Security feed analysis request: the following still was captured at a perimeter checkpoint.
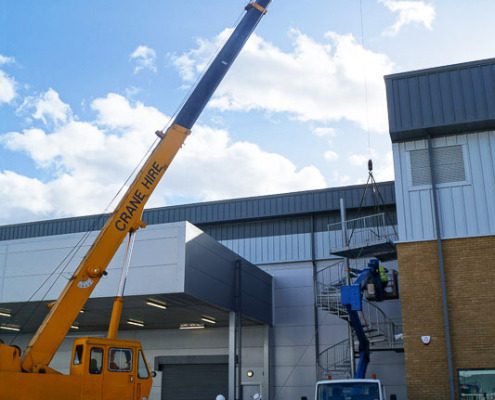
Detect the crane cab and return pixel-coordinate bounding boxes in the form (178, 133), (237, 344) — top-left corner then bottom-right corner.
(70, 337), (153, 400)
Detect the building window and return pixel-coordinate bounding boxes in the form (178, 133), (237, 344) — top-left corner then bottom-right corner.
(108, 348), (133, 372)
(409, 145), (466, 187)
(458, 369), (495, 398)
(89, 348), (103, 375)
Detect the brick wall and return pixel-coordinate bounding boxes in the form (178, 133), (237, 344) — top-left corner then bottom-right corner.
(397, 236), (495, 399)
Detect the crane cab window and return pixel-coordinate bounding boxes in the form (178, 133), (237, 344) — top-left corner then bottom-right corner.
(89, 348), (103, 374)
(137, 350), (149, 379)
(108, 348), (132, 372)
(73, 345), (84, 365)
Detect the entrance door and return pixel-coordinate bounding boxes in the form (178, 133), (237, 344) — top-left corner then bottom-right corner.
(82, 346), (104, 400)
(103, 347), (135, 400)
(161, 363), (228, 400)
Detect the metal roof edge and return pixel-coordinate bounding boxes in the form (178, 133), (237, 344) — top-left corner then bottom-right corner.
(390, 122), (495, 143)
(384, 57), (495, 81)
(0, 181), (396, 241)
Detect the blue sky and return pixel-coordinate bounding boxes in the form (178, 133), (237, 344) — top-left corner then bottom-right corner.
(0, 0), (494, 224)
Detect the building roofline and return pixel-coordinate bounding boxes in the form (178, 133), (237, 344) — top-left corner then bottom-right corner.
(384, 57), (495, 81)
(0, 181), (396, 241)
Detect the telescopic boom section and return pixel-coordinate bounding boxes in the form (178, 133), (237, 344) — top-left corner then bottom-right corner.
(20, 0), (271, 373)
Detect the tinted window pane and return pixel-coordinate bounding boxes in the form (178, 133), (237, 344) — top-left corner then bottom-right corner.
(73, 345), (83, 365)
(317, 382), (380, 400)
(89, 348), (103, 374)
(108, 348), (133, 372)
(459, 369), (495, 398)
(138, 350), (150, 379)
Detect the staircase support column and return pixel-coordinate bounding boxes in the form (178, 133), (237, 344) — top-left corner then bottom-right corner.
(340, 198), (355, 377)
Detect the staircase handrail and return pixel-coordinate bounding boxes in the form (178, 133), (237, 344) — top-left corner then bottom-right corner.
(318, 338), (352, 378)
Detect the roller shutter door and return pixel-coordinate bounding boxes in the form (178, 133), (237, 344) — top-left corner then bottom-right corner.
(161, 363), (228, 400)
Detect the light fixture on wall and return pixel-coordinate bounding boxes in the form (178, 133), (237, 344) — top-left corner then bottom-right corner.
(179, 323), (205, 330)
(0, 324), (20, 332)
(200, 316), (216, 324)
(0, 309), (11, 318)
(247, 370), (255, 378)
(146, 299), (168, 310)
(127, 319), (145, 327)
(71, 324), (80, 330)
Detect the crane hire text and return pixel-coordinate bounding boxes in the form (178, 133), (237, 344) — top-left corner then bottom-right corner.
(114, 161), (164, 231)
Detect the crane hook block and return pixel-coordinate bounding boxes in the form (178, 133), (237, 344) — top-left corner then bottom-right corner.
(368, 159), (373, 172)
(245, 2), (268, 14)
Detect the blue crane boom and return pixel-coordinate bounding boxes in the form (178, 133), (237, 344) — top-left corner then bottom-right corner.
(340, 259), (386, 379)
(175, 0), (271, 129)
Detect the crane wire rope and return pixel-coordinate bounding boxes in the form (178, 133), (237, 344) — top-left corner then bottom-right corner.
(8, 6), (248, 344)
(359, 0), (372, 156)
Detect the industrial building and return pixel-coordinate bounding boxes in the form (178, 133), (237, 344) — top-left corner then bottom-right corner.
(385, 57), (495, 399)
(0, 182), (404, 399)
(0, 56), (494, 400)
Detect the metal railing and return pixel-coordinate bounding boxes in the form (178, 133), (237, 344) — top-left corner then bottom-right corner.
(360, 301), (403, 349)
(315, 261), (348, 319)
(328, 212), (398, 252)
(318, 339), (352, 379)
(315, 262), (403, 376)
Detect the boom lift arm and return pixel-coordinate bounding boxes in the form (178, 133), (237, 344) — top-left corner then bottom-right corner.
(19, 0), (272, 374)
(340, 260), (386, 379)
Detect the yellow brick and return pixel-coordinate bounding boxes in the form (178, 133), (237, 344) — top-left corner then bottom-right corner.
(397, 236), (495, 399)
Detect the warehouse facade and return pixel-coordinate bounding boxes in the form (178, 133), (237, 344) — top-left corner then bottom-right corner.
(386, 57), (495, 399)
(0, 182), (405, 399)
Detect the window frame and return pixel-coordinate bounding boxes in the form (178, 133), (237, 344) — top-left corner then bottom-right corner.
(407, 143), (471, 191)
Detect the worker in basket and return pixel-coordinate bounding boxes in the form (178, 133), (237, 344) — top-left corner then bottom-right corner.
(368, 259), (388, 301)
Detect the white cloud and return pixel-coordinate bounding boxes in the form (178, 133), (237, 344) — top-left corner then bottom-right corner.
(347, 149), (394, 182)
(172, 29), (395, 133)
(0, 54), (16, 104)
(0, 91), (326, 224)
(0, 55), (14, 65)
(18, 88), (71, 125)
(380, 0), (436, 36)
(130, 45), (157, 74)
(313, 127), (336, 139)
(324, 150), (339, 162)
(330, 171), (352, 187)
(349, 152), (370, 167)
(162, 126), (326, 201)
(0, 70), (16, 104)
(0, 171), (52, 222)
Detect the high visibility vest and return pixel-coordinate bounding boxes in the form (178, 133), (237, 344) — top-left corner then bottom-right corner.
(379, 265), (388, 284)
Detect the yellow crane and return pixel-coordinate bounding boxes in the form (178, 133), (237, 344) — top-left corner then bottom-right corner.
(0, 2), (271, 399)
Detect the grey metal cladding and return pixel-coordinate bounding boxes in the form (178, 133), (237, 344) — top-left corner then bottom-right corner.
(0, 182), (395, 241)
(184, 229), (272, 325)
(385, 57), (495, 142)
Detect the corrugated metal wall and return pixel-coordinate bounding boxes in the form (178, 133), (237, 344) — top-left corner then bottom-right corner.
(0, 183), (396, 242)
(203, 209), (397, 264)
(393, 131), (495, 242)
(385, 58), (495, 142)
